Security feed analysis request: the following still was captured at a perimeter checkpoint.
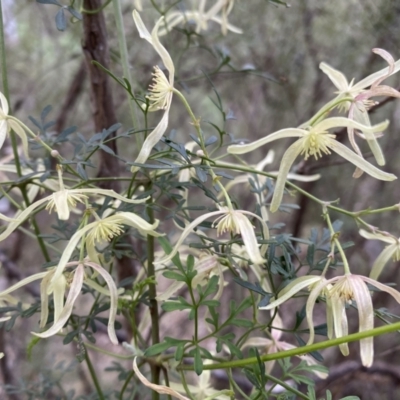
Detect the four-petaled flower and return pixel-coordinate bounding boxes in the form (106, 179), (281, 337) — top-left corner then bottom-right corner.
(228, 117), (396, 212)
(131, 11), (175, 172)
(155, 206), (269, 267)
(359, 229), (400, 280)
(320, 49), (400, 175)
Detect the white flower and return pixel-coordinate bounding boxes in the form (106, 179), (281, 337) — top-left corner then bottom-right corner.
(359, 229), (400, 280)
(157, 0), (242, 37)
(131, 11), (175, 172)
(0, 166), (149, 240)
(319, 49), (400, 175)
(155, 206), (269, 266)
(228, 117), (396, 212)
(51, 211), (163, 284)
(306, 274), (400, 367)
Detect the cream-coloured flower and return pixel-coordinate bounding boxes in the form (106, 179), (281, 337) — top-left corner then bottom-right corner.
(228, 117), (396, 212)
(0, 260), (121, 344)
(131, 11), (175, 172)
(0, 92), (29, 157)
(306, 273), (400, 367)
(320, 49), (400, 175)
(51, 211), (163, 284)
(0, 166), (149, 240)
(157, 0), (242, 37)
(359, 229), (400, 280)
(155, 206), (269, 266)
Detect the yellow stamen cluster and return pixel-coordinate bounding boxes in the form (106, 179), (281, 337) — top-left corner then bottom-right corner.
(300, 130), (335, 160)
(147, 66), (172, 110)
(86, 220), (124, 245)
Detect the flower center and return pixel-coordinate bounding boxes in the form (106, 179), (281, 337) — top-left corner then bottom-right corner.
(147, 66), (172, 110)
(330, 277), (354, 302)
(213, 209), (240, 236)
(300, 130), (335, 160)
(86, 220), (124, 246)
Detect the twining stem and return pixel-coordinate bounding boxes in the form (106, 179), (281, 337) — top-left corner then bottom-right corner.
(178, 320), (400, 371)
(84, 347), (106, 400)
(146, 187), (161, 400)
(112, 0), (139, 138)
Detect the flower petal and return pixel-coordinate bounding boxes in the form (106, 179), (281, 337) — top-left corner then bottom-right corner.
(369, 243), (398, 280)
(320, 62), (350, 92)
(133, 357), (190, 400)
(331, 141), (397, 181)
(227, 128), (305, 155)
(0, 91), (9, 115)
(33, 264), (84, 339)
(270, 141), (303, 212)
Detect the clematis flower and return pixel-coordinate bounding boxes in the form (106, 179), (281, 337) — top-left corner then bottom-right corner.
(359, 229), (400, 280)
(221, 150), (320, 221)
(131, 11), (175, 172)
(241, 312), (328, 379)
(0, 261), (121, 344)
(0, 92), (29, 157)
(228, 117), (396, 212)
(0, 166), (149, 241)
(157, 0), (242, 37)
(305, 274), (400, 367)
(51, 211), (163, 284)
(319, 49), (400, 174)
(154, 206), (269, 266)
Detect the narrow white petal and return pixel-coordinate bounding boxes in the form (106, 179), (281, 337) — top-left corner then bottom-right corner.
(154, 210), (225, 265)
(350, 276), (374, 367)
(234, 213), (265, 265)
(85, 261), (119, 345)
(131, 108), (170, 172)
(331, 141), (397, 181)
(0, 271), (48, 297)
(362, 276), (400, 304)
(353, 58), (400, 91)
(33, 264), (84, 339)
(369, 244), (398, 280)
(315, 117), (389, 134)
(260, 276), (322, 310)
(9, 119), (29, 158)
(132, 10), (152, 42)
(52, 274), (67, 325)
(227, 128), (305, 155)
(320, 62), (350, 91)
(72, 188), (149, 204)
(133, 358), (190, 400)
(0, 120), (8, 150)
(151, 17), (175, 77)
(0, 92), (9, 115)
(0, 197), (50, 241)
(113, 212), (162, 237)
(270, 141), (303, 212)
(359, 229), (397, 244)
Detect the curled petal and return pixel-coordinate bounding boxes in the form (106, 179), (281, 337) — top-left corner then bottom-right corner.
(260, 275), (322, 310)
(133, 357), (190, 400)
(314, 117), (389, 133)
(359, 229), (397, 244)
(369, 243), (398, 280)
(33, 264), (84, 339)
(270, 141), (303, 212)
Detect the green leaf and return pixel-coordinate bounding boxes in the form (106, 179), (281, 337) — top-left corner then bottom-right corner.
(162, 299), (192, 312)
(201, 300), (220, 307)
(194, 347), (203, 375)
(144, 341), (174, 357)
(163, 271), (187, 282)
(230, 318), (253, 328)
(175, 343), (185, 362)
(55, 8), (67, 31)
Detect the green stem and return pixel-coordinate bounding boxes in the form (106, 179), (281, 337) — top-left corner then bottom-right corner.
(178, 320), (400, 371)
(84, 346), (106, 400)
(112, 0), (139, 137)
(146, 188), (160, 400)
(264, 372), (309, 399)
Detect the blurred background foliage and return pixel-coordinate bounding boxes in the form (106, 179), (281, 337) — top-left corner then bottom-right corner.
(1, 0), (400, 399)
